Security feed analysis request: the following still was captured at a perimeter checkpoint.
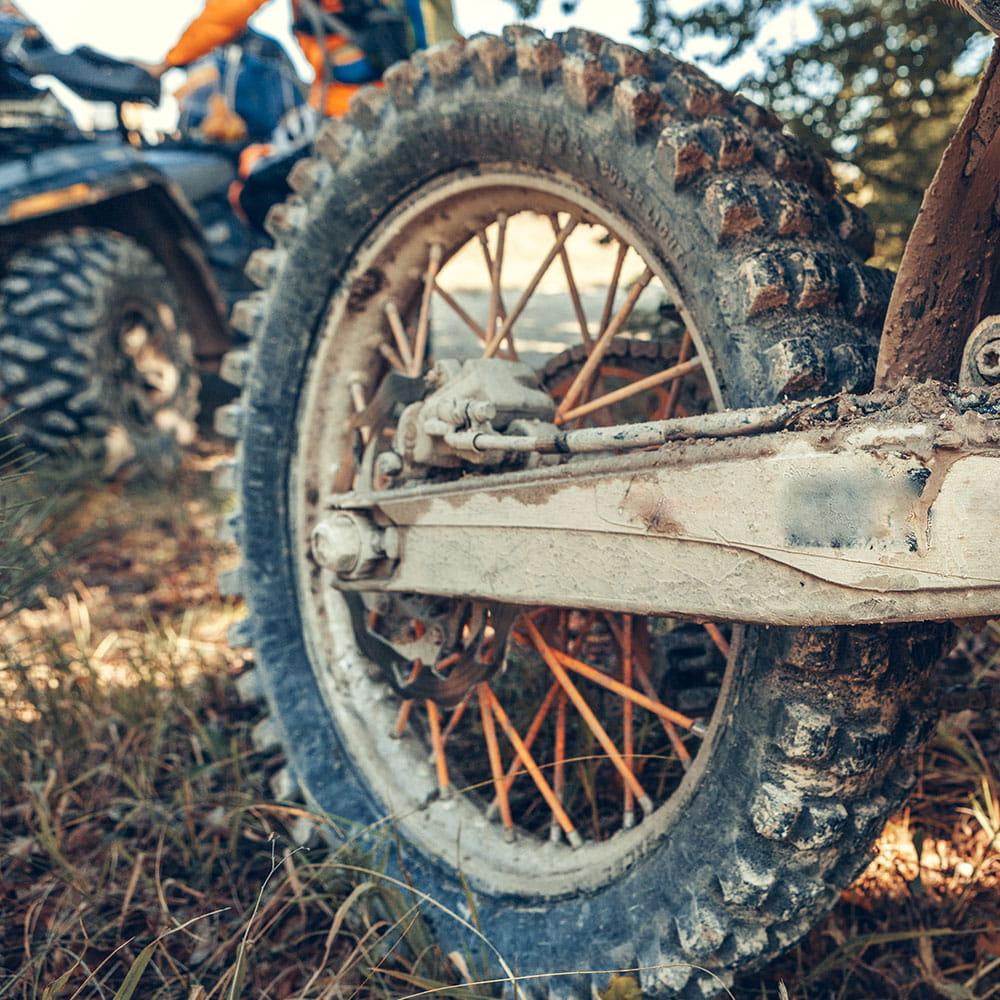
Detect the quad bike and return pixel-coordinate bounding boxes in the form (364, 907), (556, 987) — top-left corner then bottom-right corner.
(0, 12), (274, 473)
(217, 7), (1000, 998)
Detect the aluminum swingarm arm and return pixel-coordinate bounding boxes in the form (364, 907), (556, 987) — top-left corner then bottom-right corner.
(312, 382), (1000, 627)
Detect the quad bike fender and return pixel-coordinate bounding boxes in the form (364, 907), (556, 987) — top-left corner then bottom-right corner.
(1, 147), (231, 364)
(877, 39), (1000, 386)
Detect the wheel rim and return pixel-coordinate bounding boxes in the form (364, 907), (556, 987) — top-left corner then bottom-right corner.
(112, 299), (182, 427)
(292, 167), (742, 894)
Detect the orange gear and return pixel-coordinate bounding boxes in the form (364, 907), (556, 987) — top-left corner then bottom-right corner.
(165, 0), (374, 117)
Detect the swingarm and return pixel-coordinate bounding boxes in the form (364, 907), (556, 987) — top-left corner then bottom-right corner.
(311, 368), (1000, 627)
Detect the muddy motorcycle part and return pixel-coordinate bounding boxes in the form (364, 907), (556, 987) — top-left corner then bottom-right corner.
(877, 40), (1000, 386)
(221, 29), (948, 999)
(0, 229), (199, 475)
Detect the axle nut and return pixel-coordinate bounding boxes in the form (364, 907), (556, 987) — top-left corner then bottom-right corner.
(312, 515), (363, 574)
(311, 512), (398, 579)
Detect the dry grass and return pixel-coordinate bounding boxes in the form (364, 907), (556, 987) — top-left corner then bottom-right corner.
(739, 629), (1000, 1000)
(2, 442), (999, 999)
(0, 444), (473, 1000)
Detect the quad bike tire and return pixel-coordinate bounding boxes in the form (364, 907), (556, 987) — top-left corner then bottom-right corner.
(0, 229), (199, 475)
(219, 28), (949, 999)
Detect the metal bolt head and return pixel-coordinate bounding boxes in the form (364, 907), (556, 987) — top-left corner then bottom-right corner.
(975, 337), (1000, 383)
(376, 450), (404, 478)
(467, 400), (496, 425)
(312, 515), (361, 574)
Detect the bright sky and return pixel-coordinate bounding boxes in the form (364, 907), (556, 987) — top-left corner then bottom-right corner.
(12, 0), (820, 104)
(15, 0), (648, 63)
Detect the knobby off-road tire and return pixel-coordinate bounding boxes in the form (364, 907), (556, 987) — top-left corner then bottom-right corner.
(220, 28), (948, 999)
(0, 230), (199, 476)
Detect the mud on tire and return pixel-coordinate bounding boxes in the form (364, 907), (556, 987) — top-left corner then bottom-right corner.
(0, 229), (199, 475)
(219, 27), (949, 998)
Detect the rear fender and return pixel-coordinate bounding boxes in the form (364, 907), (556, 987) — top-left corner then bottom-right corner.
(877, 40), (1000, 386)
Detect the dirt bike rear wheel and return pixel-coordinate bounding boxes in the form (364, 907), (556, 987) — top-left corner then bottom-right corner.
(224, 28), (947, 998)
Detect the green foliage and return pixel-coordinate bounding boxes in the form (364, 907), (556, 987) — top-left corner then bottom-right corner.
(645, 0), (991, 264)
(504, 0), (992, 265)
(742, 1), (988, 264)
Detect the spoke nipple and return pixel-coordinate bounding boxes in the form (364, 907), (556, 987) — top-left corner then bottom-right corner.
(503, 826), (516, 844)
(439, 784), (454, 800)
(567, 829), (584, 850)
(639, 795), (654, 816)
(549, 824), (562, 845)
(691, 721), (708, 738)
(485, 803), (500, 822)
(623, 810), (636, 830)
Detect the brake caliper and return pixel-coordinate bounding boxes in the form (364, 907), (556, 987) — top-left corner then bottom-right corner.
(390, 357), (556, 472)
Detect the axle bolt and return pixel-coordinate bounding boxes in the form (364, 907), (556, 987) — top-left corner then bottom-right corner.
(312, 514), (364, 574)
(312, 512), (399, 579)
(975, 337), (1000, 383)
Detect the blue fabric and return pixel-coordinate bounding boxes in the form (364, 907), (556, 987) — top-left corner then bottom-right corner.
(330, 55), (379, 83)
(179, 30), (305, 140)
(404, 0), (427, 50)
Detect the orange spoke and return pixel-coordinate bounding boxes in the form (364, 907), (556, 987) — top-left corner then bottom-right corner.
(703, 622), (731, 658)
(433, 282), (487, 342)
(624, 620), (696, 768)
(394, 700), (414, 737)
(483, 685), (582, 847)
(348, 379), (371, 445)
(597, 240), (628, 340)
(440, 687), (473, 743)
(384, 301), (415, 373)
(549, 638), (698, 733)
(554, 266), (653, 422)
(549, 214), (592, 349)
(414, 651), (467, 745)
(426, 698), (451, 797)
(433, 280), (518, 361)
(635, 662), (693, 767)
(665, 329), (694, 420)
(494, 681), (561, 806)
(412, 242), (442, 376)
(558, 356), (703, 424)
(393, 653), (425, 739)
(567, 613), (597, 658)
(478, 684), (514, 837)
(473, 224), (520, 360)
(550, 690), (568, 844)
(378, 342), (406, 373)
(477, 233), (510, 324)
(485, 213), (507, 350)
(484, 216), (579, 358)
(623, 615), (635, 830)
(599, 610), (626, 649)
(523, 619), (654, 817)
